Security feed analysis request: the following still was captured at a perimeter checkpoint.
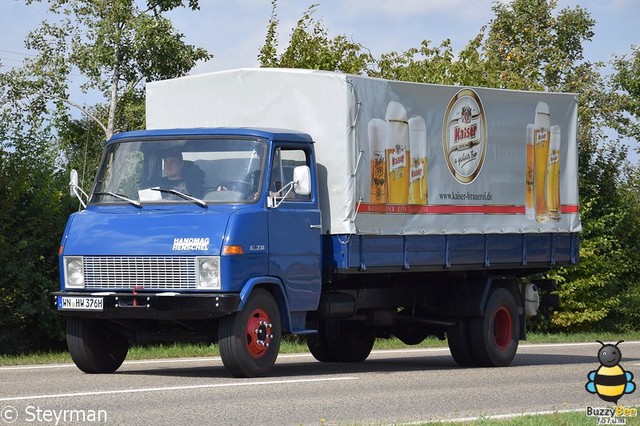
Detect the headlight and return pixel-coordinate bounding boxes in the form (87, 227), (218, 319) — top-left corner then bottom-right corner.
(64, 256), (85, 289)
(196, 257), (220, 289)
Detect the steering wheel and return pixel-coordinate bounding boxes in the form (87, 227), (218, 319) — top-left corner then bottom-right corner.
(217, 180), (252, 197)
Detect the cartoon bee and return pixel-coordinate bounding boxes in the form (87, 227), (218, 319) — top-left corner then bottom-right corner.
(586, 340), (636, 404)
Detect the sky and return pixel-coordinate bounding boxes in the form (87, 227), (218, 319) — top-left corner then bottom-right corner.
(0, 0), (638, 100)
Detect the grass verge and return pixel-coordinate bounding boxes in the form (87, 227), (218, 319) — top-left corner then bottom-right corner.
(2, 331), (640, 366)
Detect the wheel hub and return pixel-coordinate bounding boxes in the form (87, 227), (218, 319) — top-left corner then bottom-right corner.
(493, 306), (513, 351)
(245, 308), (273, 359)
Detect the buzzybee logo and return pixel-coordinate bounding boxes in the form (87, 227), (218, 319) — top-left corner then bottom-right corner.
(585, 341), (636, 404)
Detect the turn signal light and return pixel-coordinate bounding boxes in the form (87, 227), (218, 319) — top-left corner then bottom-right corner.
(222, 245), (244, 255)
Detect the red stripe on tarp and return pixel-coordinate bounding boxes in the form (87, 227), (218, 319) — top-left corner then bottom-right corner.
(356, 204), (580, 215)
(561, 205), (580, 213)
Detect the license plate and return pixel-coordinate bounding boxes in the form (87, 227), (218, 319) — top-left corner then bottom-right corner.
(57, 296), (104, 311)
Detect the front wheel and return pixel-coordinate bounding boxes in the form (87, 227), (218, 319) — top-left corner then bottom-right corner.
(219, 289), (282, 378)
(66, 317), (129, 373)
(469, 287), (520, 367)
(331, 320), (375, 362)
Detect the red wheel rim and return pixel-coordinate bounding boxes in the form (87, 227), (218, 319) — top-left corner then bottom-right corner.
(493, 307), (512, 351)
(245, 308), (273, 359)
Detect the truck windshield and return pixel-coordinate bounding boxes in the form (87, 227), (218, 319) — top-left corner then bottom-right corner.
(91, 137), (266, 204)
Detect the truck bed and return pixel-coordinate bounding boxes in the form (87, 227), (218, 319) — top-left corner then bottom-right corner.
(326, 233), (579, 274)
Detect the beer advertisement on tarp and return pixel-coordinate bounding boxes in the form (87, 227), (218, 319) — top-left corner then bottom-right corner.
(351, 77), (579, 236)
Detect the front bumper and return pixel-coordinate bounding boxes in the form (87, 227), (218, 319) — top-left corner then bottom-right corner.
(52, 291), (241, 321)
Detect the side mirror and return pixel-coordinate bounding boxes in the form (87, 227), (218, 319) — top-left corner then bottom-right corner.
(69, 169), (88, 209)
(70, 169), (79, 197)
(293, 165), (311, 196)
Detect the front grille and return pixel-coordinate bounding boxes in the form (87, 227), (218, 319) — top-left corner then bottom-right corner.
(84, 256), (197, 290)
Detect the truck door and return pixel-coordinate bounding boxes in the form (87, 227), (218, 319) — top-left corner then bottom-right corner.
(267, 146), (322, 312)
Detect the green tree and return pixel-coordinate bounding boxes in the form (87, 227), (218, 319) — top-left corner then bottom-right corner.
(371, 35), (497, 87)
(259, 1), (372, 73)
(548, 144), (631, 331)
(371, 0), (595, 93)
(24, 0), (211, 139)
(483, 0), (594, 91)
(610, 46), (640, 144)
(0, 68), (71, 353)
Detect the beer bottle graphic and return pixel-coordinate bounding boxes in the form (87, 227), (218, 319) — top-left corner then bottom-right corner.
(546, 125), (561, 221)
(534, 102), (551, 223)
(385, 101), (410, 205)
(408, 116), (427, 205)
(368, 118), (387, 204)
(525, 123), (535, 220)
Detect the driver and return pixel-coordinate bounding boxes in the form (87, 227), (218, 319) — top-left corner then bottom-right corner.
(161, 149), (189, 193)
(159, 149), (204, 197)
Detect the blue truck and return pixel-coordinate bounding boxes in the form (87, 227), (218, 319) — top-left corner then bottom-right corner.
(54, 69), (580, 377)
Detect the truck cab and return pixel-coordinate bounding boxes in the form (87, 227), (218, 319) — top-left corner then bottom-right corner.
(55, 128), (321, 377)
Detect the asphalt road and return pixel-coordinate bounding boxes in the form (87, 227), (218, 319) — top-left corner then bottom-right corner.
(1, 342), (640, 425)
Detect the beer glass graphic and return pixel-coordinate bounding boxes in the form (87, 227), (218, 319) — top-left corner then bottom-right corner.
(534, 102), (550, 223)
(546, 125), (561, 221)
(525, 123), (535, 220)
(385, 101), (410, 204)
(408, 116), (427, 205)
(368, 118), (387, 204)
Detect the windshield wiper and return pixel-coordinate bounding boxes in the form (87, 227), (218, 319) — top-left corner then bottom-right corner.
(151, 187), (208, 209)
(93, 191), (143, 208)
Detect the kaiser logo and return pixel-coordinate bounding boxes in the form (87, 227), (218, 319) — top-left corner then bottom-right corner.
(443, 89), (487, 185)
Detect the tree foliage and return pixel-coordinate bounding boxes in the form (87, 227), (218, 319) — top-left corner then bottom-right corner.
(0, 68), (71, 353)
(610, 46), (640, 144)
(258, 1), (372, 73)
(24, 0), (211, 139)
(483, 0), (594, 91)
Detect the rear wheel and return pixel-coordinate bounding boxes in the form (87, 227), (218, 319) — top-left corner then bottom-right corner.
(66, 317), (129, 373)
(307, 319), (375, 363)
(306, 319), (337, 362)
(469, 288), (519, 367)
(447, 316), (478, 367)
(219, 289), (281, 377)
(335, 321), (375, 362)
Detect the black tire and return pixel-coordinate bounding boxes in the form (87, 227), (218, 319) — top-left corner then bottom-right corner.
(66, 317), (129, 374)
(326, 320), (375, 363)
(218, 288), (281, 378)
(447, 316), (478, 367)
(469, 287), (519, 367)
(306, 319), (337, 362)
(307, 319), (375, 363)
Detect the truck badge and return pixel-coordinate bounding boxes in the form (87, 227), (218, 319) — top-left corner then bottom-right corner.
(172, 237), (210, 251)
